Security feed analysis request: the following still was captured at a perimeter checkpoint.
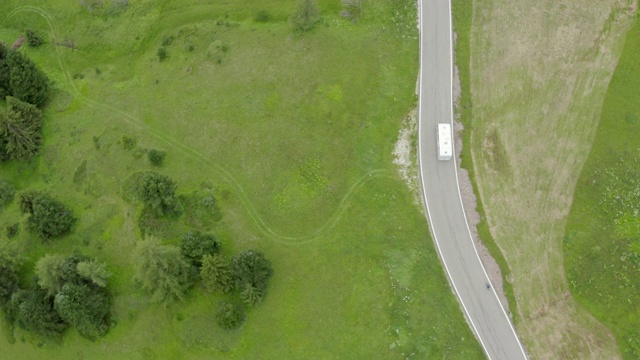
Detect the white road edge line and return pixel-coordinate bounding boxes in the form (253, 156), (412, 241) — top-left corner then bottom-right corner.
(415, 0), (528, 358)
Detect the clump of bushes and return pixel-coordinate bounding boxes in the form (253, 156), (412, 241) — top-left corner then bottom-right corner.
(157, 47), (167, 61)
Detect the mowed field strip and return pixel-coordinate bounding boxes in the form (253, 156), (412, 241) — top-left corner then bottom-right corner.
(469, 0), (637, 358)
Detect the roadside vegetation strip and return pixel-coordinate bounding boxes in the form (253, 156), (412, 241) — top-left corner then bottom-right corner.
(564, 11), (640, 359)
(468, 0), (636, 358)
(0, 0), (484, 358)
(451, 0), (519, 322)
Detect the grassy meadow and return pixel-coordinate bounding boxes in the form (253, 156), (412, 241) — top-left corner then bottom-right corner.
(564, 12), (640, 359)
(467, 0), (635, 358)
(0, 0), (483, 359)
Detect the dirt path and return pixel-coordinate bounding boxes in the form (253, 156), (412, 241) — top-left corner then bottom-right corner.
(469, 0), (637, 358)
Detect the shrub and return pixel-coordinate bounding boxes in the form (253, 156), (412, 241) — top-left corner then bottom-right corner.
(147, 149), (166, 166)
(290, 0), (320, 32)
(255, 10), (272, 23)
(76, 260), (111, 288)
(157, 47), (167, 61)
(216, 302), (245, 330)
(19, 191), (76, 240)
(120, 134), (136, 150)
(6, 222), (19, 238)
(35, 254), (67, 297)
(25, 30), (44, 47)
(161, 35), (174, 46)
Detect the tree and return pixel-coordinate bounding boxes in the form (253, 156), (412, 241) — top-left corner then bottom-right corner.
(0, 242), (22, 304)
(7, 96), (43, 129)
(10, 288), (68, 337)
(230, 250), (273, 305)
(0, 179), (15, 209)
(200, 254), (234, 293)
(54, 283), (110, 340)
(0, 44), (11, 98)
(133, 238), (191, 304)
(0, 106), (42, 161)
(291, 0), (320, 32)
(136, 172), (178, 217)
(180, 230), (220, 266)
(6, 49), (49, 107)
(240, 283), (263, 306)
(216, 302), (245, 330)
(76, 260), (111, 288)
(35, 253), (67, 297)
(26, 29), (44, 47)
(147, 149), (166, 166)
(19, 191), (76, 240)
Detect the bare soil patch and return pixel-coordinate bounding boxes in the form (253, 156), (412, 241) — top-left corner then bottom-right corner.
(469, 0), (637, 358)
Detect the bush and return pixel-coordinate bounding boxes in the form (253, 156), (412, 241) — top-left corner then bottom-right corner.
(147, 149), (166, 166)
(0, 179), (15, 209)
(136, 172), (179, 217)
(19, 191), (76, 240)
(216, 302), (245, 330)
(35, 253), (67, 297)
(161, 35), (174, 46)
(25, 30), (44, 47)
(157, 47), (167, 61)
(5, 222), (19, 238)
(255, 10), (272, 23)
(290, 0), (320, 32)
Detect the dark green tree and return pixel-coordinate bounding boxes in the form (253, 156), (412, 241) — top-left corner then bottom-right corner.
(0, 242), (21, 304)
(147, 149), (166, 166)
(54, 283), (110, 340)
(0, 44), (11, 98)
(26, 29), (44, 47)
(180, 230), (220, 266)
(133, 238), (191, 304)
(19, 191), (76, 240)
(290, 0), (320, 31)
(136, 172), (178, 217)
(10, 288), (68, 337)
(200, 254), (234, 293)
(6, 49), (49, 107)
(240, 283), (263, 306)
(7, 96), (43, 129)
(0, 179), (16, 209)
(216, 302), (245, 330)
(0, 107), (42, 161)
(230, 250), (273, 305)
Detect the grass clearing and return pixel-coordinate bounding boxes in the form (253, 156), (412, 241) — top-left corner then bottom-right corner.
(564, 13), (640, 359)
(0, 0), (483, 358)
(468, 0), (636, 358)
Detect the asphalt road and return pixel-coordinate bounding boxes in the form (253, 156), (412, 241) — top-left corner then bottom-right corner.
(416, 0), (528, 359)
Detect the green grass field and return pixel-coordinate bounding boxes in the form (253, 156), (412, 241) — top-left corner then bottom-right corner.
(564, 12), (640, 360)
(0, 0), (483, 358)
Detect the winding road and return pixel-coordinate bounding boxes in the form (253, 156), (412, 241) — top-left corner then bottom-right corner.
(416, 0), (528, 359)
